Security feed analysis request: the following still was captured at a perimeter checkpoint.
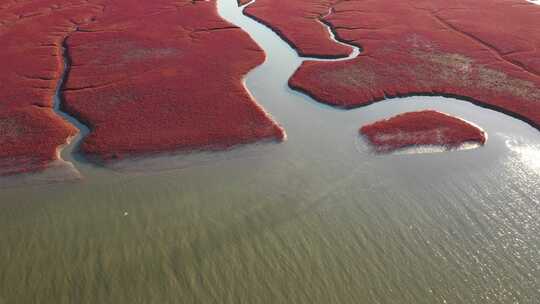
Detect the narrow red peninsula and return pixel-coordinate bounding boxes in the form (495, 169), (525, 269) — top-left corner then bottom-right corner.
(244, 0), (540, 129)
(243, 0), (351, 58)
(360, 111), (486, 153)
(63, 0), (284, 162)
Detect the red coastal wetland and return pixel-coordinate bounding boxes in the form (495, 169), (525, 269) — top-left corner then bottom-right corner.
(0, 0), (284, 175)
(244, 0), (540, 129)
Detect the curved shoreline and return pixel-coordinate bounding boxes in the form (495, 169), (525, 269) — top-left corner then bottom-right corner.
(288, 82), (540, 132)
(242, 2), (361, 61)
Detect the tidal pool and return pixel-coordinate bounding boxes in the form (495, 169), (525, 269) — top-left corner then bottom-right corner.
(1, 0), (539, 303)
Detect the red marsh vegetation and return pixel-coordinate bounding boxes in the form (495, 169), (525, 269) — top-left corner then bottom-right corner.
(0, 0), (284, 174)
(244, 0), (540, 129)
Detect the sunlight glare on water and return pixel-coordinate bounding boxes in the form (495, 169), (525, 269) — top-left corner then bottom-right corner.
(504, 135), (540, 172)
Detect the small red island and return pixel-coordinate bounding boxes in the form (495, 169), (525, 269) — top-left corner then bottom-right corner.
(359, 111), (486, 153)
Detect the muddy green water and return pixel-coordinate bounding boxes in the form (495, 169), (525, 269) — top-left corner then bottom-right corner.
(1, 0), (540, 303)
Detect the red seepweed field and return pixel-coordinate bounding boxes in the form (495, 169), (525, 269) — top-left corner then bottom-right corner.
(0, 0), (284, 175)
(245, 0), (540, 129)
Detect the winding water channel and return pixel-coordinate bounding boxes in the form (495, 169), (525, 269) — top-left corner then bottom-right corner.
(0, 0), (539, 303)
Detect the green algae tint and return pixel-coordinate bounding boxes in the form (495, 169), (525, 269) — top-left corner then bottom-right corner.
(1, 0), (540, 303)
